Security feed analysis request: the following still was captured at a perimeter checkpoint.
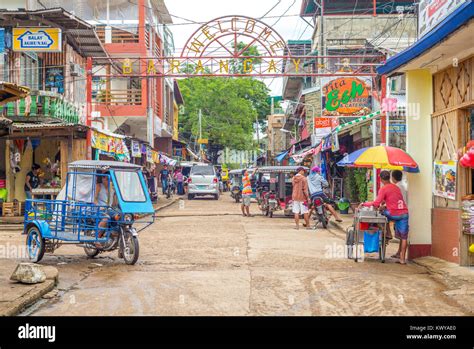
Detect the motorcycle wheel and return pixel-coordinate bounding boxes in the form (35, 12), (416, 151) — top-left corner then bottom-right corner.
(122, 230), (139, 265)
(322, 217), (328, 229)
(269, 210), (273, 218)
(84, 244), (100, 258)
(235, 196), (240, 203)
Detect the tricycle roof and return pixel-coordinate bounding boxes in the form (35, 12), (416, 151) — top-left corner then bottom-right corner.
(229, 169), (245, 175)
(256, 166), (309, 174)
(68, 160), (142, 171)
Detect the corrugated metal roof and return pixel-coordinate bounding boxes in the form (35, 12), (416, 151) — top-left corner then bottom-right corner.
(0, 8), (108, 57)
(11, 122), (77, 130)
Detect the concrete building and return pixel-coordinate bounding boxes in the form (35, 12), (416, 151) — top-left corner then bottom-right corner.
(378, 1), (474, 265)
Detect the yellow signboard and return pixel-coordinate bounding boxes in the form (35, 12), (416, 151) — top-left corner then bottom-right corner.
(198, 139), (208, 144)
(13, 28), (62, 52)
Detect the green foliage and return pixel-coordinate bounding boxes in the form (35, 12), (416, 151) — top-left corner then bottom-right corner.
(178, 77), (271, 151)
(346, 168), (359, 203)
(230, 42), (262, 74)
(344, 168), (368, 202)
(355, 168), (368, 203)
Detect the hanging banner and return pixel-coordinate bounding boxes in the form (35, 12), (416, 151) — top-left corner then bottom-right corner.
(131, 141), (141, 158)
(418, 0), (466, 38)
(13, 28), (62, 52)
(321, 76), (372, 118)
(91, 130), (130, 160)
(433, 160), (457, 200)
(0, 29), (4, 53)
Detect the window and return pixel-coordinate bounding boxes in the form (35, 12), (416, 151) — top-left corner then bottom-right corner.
(20, 53), (39, 90)
(191, 166), (215, 176)
(114, 171), (146, 202)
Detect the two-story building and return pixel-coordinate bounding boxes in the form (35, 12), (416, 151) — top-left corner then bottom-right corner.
(0, 7), (107, 204)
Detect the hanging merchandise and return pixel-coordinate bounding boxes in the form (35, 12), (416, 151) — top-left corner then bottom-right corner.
(146, 147), (153, 163)
(91, 129), (130, 162)
(460, 140), (474, 168)
(9, 142), (21, 173)
(131, 141), (141, 158)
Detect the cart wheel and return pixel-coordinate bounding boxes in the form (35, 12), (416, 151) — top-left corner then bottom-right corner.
(84, 244), (100, 258)
(26, 226), (46, 263)
(122, 231), (139, 265)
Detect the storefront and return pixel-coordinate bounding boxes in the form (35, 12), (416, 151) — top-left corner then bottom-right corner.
(377, 1), (474, 264)
(1, 123), (87, 216)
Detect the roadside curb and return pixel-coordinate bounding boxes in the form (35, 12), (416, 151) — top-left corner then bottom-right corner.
(0, 266), (59, 316)
(154, 197), (179, 213)
(412, 256), (474, 314)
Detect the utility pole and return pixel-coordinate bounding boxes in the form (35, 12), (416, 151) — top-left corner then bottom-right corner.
(198, 109), (202, 160)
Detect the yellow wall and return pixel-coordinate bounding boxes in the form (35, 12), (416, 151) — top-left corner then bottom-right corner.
(173, 101), (179, 141)
(406, 69), (433, 245)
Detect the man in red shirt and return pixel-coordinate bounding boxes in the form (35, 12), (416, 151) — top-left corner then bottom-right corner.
(362, 171), (409, 264)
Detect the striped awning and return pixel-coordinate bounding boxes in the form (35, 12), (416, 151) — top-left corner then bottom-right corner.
(333, 110), (382, 134)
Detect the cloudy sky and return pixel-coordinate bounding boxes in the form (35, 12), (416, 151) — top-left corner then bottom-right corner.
(164, 0), (312, 96)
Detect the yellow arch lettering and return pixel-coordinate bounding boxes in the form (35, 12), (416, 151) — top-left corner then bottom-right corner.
(245, 20), (255, 34)
(201, 26), (215, 40)
(195, 60), (205, 74)
(243, 59), (253, 73)
(267, 60), (277, 73)
(292, 59), (301, 73)
(219, 60), (229, 73)
(188, 38), (204, 54)
(122, 59), (132, 74)
(147, 60), (157, 74)
(170, 60), (181, 73)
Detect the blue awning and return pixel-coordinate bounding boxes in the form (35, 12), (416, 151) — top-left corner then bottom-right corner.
(377, 2), (474, 75)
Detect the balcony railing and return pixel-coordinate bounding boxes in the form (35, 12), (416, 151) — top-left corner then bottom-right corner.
(2, 91), (81, 124)
(93, 89), (142, 105)
(96, 26), (139, 44)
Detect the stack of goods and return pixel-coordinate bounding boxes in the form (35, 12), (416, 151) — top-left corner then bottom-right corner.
(461, 196), (474, 235)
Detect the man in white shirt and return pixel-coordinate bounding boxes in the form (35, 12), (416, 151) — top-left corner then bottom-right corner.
(391, 170), (407, 204)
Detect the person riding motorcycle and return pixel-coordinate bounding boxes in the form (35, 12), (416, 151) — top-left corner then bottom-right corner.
(307, 166), (343, 223)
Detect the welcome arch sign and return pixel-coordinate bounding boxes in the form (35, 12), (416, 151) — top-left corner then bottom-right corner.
(93, 15), (380, 78)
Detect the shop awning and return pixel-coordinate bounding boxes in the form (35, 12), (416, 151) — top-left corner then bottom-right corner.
(377, 2), (474, 75)
(186, 147), (199, 160)
(0, 8), (108, 57)
(334, 110), (382, 134)
(0, 82), (30, 105)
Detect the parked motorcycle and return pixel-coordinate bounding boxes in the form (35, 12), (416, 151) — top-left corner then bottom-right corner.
(264, 190), (279, 218)
(312, 195), (329, 229)
(231, 185), (242, 203)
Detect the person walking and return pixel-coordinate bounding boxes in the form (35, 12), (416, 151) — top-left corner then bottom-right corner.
(292, 167), (310, 230)
(174, 167), (184, 195)
(159, 165), (170, 195)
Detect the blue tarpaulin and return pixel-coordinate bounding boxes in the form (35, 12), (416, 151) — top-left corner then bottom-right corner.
(275, 150), (289, 163)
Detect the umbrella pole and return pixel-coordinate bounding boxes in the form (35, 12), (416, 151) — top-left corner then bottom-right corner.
(372, 119), (378, 198)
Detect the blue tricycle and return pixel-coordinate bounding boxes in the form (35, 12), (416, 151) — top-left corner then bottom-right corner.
(23, 160), (155, 265)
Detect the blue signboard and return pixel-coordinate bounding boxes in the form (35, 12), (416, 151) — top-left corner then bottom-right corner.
(0, 28), (4, 53)
(389, 124), (406, 133)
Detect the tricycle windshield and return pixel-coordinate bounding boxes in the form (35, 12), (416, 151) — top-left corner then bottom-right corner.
(114, 170), (146, 202)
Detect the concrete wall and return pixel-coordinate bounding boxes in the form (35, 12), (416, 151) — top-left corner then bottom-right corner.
(313, 15), (417, 51)
(405, 69), (433, 258)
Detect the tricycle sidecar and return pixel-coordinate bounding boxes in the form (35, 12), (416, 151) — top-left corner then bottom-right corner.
(24, 160), (155, 265)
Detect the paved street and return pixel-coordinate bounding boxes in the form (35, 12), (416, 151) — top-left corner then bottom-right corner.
(0, 195), (466, 316)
